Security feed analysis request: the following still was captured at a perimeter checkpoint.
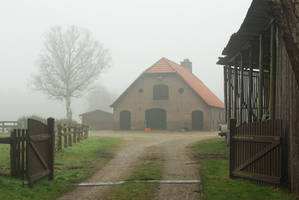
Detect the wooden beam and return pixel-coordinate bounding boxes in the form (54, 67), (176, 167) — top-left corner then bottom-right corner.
(258, 33), (264, 121)
(224, 66), (228, 123)
(228, 66), (232, 121)
(248, 47), (253, 123)
(269, 23), (276, 120)
(239, 54), (244, 124)
(234, 65), (238, 121)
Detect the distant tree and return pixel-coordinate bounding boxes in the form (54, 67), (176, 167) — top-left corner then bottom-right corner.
(86, 85), (116, 113)
(32, 25), (111, 121)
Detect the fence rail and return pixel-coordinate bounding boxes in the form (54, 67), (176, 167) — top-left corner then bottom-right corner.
(0, 121), (18, 133)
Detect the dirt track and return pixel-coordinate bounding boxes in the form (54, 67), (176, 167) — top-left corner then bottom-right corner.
(58, 130), (217, 200)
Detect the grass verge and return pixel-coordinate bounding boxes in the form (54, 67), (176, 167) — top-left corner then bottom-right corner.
(0, 133), (10, 175)
(0, 137), (122, 200)
(189, 138), (297, 200)
(106, 148), (163, 200)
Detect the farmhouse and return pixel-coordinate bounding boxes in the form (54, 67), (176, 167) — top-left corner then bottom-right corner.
(79, 109), (113, 130)
(111, 57), (224, 130)
(217, 0), (299, 194)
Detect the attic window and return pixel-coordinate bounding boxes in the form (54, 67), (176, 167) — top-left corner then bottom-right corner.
(138, 88), (144, 93)
(153, 84), (168, 100)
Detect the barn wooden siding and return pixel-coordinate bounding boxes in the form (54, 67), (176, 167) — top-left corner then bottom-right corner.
(275, 35), (299, 193)
(217, 0), (299, 194)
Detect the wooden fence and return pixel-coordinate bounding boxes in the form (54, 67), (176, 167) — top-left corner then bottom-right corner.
(56, 124), (89, 151)
(0, 123), (88, 179)
(0, 129), (27, 178)
(0, 121), (18, 133)
(229, 119), (285, 185)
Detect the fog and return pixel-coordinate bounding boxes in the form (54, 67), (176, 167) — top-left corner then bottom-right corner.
(0, 0), (251, 121)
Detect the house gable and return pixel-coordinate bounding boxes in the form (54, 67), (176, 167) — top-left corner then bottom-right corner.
(111, 57), (224, 108)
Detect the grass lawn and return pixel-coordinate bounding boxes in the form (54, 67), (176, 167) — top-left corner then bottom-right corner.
(106, 150), (163, 200)
(189, 138), (297, 200)
(0, 133), (10, 175)
(0, 136), (122, 200)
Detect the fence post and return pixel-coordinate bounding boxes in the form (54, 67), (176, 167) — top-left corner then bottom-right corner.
(63, 125), (68, 148)
(73, 127), (76, 144)
(85, 126), (89, 139)
(78, 126), (81, 142)
(21, 129), (26, 185)
(47, 118), (55, 180)
(10, 130), (17, 177)
(16, 130), (21, 178)
(68, 127), (72, 147)
(229, 119), (236, 178)
(57, 125), (62, 151)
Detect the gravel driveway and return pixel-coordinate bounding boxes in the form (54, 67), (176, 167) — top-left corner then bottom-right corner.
(58, 130), (217, 200)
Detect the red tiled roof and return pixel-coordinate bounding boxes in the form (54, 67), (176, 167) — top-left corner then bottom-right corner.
(111, 58), (224, 108)
(146, 58), (176, 73)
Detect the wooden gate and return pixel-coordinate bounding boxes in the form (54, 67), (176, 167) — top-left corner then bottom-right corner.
(229, 119), (285, 185)
(27, 118), (55, 187)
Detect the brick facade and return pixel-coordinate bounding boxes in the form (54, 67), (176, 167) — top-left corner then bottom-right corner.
(112, 73), (224, 130)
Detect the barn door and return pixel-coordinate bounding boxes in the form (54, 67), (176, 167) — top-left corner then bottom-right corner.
(192, 110), (203, 130)
(145, 108), (166, 130)
(26, 118), (55, 187)
(120, 111), (131, 130)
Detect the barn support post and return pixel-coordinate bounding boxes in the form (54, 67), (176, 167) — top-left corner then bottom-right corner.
(269, 23), (276, 120)
(248, 47), (253, 123)
(228, 66), (232, 121)
(234, 65), (238, 122)
(224, 66), (228, 123)
(295, 89), (299, 194)
(258, 33), (264, 121)
(239, 54), (244, 124)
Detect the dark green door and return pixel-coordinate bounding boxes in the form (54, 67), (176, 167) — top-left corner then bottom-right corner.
(145, 108), (166, 130)
(120, 111), (131, 130)
(192, 110), (204, 130)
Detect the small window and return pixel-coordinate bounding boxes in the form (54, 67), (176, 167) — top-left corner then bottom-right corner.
(178, 88), (184, 94)
(138, 88), (144, 93)
(153, 84), (168, 100)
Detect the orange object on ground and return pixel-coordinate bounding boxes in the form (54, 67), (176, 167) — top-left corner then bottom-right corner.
(145, 128), (151, 132)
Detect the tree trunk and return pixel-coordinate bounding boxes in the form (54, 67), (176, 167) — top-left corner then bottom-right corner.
(65, 96), (72, 122)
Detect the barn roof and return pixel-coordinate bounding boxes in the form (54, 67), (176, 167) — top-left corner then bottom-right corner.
(79, 109), (113, 117)
(111, 57), (224, 108)
(217, 0), (273, 65)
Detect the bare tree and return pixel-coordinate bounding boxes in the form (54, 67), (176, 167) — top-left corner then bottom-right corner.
(86, 85), (116, 113)
(32, 25), (111, 121)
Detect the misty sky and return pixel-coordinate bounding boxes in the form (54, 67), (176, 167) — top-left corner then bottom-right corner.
(0, 0), (251, 121)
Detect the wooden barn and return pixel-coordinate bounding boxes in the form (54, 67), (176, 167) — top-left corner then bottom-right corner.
(79, 110), (114, 130)
(217, 0), (299, 194)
